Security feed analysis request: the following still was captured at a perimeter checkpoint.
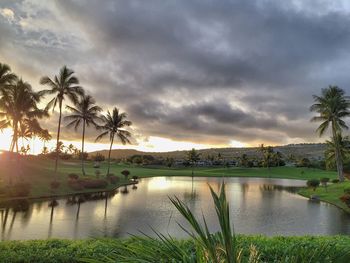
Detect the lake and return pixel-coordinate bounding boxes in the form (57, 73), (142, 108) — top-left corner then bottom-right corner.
(1, 176), (349, 240)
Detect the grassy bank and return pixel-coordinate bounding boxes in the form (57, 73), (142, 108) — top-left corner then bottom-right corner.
(0, 236), (349, 263)
(0, 156), (338, 199)
(299, 181), (350, 213)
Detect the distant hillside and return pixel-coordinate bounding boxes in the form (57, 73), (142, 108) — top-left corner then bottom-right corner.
(90, 143), (326, 160)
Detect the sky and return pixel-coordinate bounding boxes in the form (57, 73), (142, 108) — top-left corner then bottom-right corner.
(1, 0), (350, 153)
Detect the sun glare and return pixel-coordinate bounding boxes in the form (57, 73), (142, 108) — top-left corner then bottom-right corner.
(0, 128), (13, 151)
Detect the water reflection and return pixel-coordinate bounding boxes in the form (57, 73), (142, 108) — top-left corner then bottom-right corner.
(0, 177), (349, 240)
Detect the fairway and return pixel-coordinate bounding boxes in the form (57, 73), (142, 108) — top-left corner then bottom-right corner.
(0, 156), (337, 199)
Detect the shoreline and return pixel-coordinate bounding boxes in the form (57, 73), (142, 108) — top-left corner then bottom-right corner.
(0, 181), (137, 203)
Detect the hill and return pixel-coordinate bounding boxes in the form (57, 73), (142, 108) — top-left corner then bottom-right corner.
(90, 143), (326, 160)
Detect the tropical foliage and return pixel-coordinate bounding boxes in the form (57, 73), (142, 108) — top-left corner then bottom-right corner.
(40, 66), (84, 175)
(65, 95), (102, 175)
(95, 108), (132, 175)
(311, 86), (350, 181)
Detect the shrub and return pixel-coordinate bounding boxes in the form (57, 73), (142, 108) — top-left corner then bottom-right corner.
(132, 175), (138, 181)
(332, 179), (340, 183)
(306, 179), (320, 191)
(68, 173), (79, 180)
(50, 181), (60, 190)
(80, 179), (108, 189)
(340, 194), (350, 207)
(108, 176), (120, 184)
(121, 169), (130, 179)
(93, 153), (105, 162)
(7, 183), (31, 197)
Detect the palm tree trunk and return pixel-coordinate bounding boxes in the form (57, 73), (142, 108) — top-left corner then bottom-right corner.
(332, 125), (345, 182)
(54, 100), (63, 176)
(81, 120), (86, 176)
(106, 133), (114, 176)
(10, 120), (17, 152)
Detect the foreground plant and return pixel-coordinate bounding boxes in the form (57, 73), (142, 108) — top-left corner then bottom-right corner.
(84, 184), (350, 263)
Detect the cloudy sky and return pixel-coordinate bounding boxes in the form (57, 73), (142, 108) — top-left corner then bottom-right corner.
(1, 0), (350, 152)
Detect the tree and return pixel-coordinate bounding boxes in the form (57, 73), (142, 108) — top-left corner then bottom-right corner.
(324, 134), (350, 170)
(0, 79), (47, 152)
(0, 63), (17, 94)
(121, 169), (130, 180)
(95, 108), (132, 175)
(40, 66), (84, 175)
(239, 153), (249, 167)
(187, 148), (200, 177)
(65, 95), (102, 175)
(311, 86), (350, 182)
(260, 144), (274, 169)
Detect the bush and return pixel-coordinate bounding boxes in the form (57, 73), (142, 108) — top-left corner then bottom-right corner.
(93, 153), (105, 162)
(7, 183), (31, 197)
(306, 179), (320, 191)
(108, 176), (120, 184)
(340, 194), (350, 207)
(121, 169), (130, 179)
(80, 179), (108, 189)
(332, 179), (340, 183)
(132, 175), (138, 181)
(68, 173), (79, 180)
(50, 181), (60, 190)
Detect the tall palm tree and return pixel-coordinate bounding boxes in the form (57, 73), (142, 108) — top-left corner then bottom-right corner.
(65, 95), (102, 175)
(325, 134), (350, 170)
(0, 63), (17, 132)
(0, 79), (47, 152)
(310, 86), (350, 181)
(95, 108), (132, 176)
(0, 63), (17, 94)
(40, 66), (84, 174)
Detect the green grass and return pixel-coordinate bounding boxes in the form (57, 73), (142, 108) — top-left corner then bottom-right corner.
(0, 156), (339, 200)
(0, 236), (349, 263)
(299, 181), (350, 213)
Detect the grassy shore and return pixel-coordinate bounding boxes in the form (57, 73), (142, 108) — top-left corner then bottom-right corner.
(0, 236), (349, 263)
(299, 181), (350, 213)
(2, 156), (349, 215)
(0, 156), (338, 198)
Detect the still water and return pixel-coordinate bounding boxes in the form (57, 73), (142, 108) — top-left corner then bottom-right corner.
(1, 177), (349, 240)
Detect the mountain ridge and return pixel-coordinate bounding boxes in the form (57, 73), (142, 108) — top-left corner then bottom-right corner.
(90, 143), (326, 160)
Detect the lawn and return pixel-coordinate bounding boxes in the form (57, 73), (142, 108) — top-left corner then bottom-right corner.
(0, 156), (343, 206)
(299, 181), (350, 213)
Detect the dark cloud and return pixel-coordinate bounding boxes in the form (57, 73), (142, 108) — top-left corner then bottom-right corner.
(1, 0), (350, 147)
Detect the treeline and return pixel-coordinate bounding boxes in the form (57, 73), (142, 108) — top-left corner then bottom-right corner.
(0, 63), (132, 178)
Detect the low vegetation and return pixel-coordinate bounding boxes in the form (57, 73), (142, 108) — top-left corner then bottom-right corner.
(1, 184), (349, 262)
(299, 181), (350, 213)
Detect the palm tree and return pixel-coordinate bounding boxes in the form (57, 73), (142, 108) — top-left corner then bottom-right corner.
(310, 86), (350, 181)
(0, 79), (47, 152)
(187, 148), (201, 177)
(38, 129), (52, 148)
(325, 134), (350, 170)
(0, 63), (17, 94)
(95, 108), (132, 176)
(40, 66), (84, 174)
(65, 95), (102, 175)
